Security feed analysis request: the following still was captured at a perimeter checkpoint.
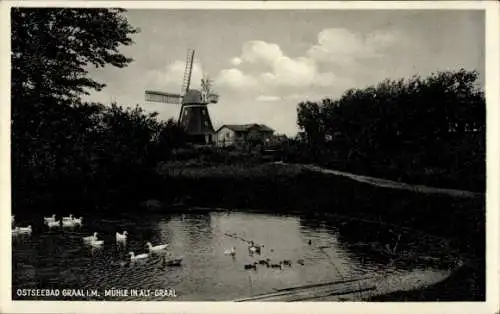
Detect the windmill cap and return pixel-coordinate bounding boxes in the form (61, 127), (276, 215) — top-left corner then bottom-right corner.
(182, 90), (204, 104)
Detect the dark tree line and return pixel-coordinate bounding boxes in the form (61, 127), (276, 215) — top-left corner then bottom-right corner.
(295, 69), (485, 191)
(11, 8), (187, 212)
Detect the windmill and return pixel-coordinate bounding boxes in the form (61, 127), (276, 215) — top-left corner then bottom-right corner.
(145, 49), (219, 144)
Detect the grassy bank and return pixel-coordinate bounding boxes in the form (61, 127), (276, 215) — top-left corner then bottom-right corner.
(367, 259), (485, 301)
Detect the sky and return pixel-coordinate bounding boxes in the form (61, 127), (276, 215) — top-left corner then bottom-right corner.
(84, 9), (485, 136)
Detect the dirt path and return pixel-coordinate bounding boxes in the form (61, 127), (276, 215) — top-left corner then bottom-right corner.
(279, 162), (483, 199)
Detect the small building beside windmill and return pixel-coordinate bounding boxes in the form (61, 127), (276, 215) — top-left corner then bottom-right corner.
(215, 124), (275, 148)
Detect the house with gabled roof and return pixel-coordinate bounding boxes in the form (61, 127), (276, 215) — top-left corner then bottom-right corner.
(215, 123), (274, 147)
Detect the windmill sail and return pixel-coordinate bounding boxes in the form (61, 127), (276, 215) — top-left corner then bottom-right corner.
(181, 49), (195, 95)
(145, 90), (183, 104)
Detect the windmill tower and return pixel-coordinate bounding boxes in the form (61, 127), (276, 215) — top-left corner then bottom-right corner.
(145, 49), (219, 144)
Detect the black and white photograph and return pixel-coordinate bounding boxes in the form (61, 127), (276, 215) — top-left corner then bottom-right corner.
(1, 1), (499, 313)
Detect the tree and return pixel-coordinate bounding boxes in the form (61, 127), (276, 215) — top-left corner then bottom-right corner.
(11, 8), (139, 168)
(296, 69), (485, 191)
(11, 8), (138, 104)
(10, 8), (140, 210)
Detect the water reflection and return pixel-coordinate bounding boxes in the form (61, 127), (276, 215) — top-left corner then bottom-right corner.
(12, 209), (454, 301)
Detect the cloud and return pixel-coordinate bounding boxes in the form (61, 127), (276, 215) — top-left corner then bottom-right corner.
(256, 95), (281, 102)
(223, 41), (336, 90)
(366, 30), (400, 48)
(307, 28), (401, 65)
(312, 72), (339, 87)
(144, 59), (204, 92)
(216, 27), (403, 97)
(215, 68), (258, 89)
(260, 56), (317, 87)
(240, 40), (283, 65)
(231, 57), (242, 66)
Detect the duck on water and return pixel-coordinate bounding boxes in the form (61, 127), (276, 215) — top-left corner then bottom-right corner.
(248, 241), (263, 254)
(145, 242), (168, 253)
(244, 262), (258, 270)
(224, 247), (236, 256)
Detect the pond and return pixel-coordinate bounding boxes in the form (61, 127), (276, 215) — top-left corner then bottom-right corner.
(11, 209), (458, 301)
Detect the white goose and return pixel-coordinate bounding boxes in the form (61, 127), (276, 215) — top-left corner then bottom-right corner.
(17, 225), (32, 234)
(62, 214), (73, 221)
(116, 231), (128, 242)
(44, 214), (56, 223)
(83, 232), (98, 243)
(129, 251), (149, 261)
(224, 247), (236, 256)
(47, 220), (61, 228)
(145, 242), (168, 253)
(72, 217), (83, 225)
(62, 217), (82, 228)
(89, 238), (104, 247)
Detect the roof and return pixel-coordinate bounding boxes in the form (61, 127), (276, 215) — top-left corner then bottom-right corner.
(216, 123), (274, 133)
(182, 89), (204, 105)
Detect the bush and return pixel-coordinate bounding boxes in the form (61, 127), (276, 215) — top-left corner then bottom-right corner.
(12, 100), (187, 212)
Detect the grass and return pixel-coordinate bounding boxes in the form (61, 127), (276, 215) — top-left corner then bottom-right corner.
(156, 161), (305, 179)
(368, 259), (485, 301)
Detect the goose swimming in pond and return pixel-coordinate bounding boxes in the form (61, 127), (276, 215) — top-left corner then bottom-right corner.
(83, 232), (98, 243)
(244, 262), (257, 270)
(62, 217), (82, 228)
(47, 220), (61, 228)
(145, 242), (168, 252)
(44, 214), (56, 223)
(270, 262), (283, 269)
(62, 220), (76, 227)
(297, 259), (305, 266)
(308, 240), (312, 245)
(248, 241), (263, 254)
(282, 260), (292, 266)
(129, 251), (149, 261)
(224, 247), (236, 256)
(89, 239), (104, 247)
(17, 225), (32, 234)
(116, 231), (128, 242)
(62, 214), (73, 221)
(72, 217), (83, 225)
